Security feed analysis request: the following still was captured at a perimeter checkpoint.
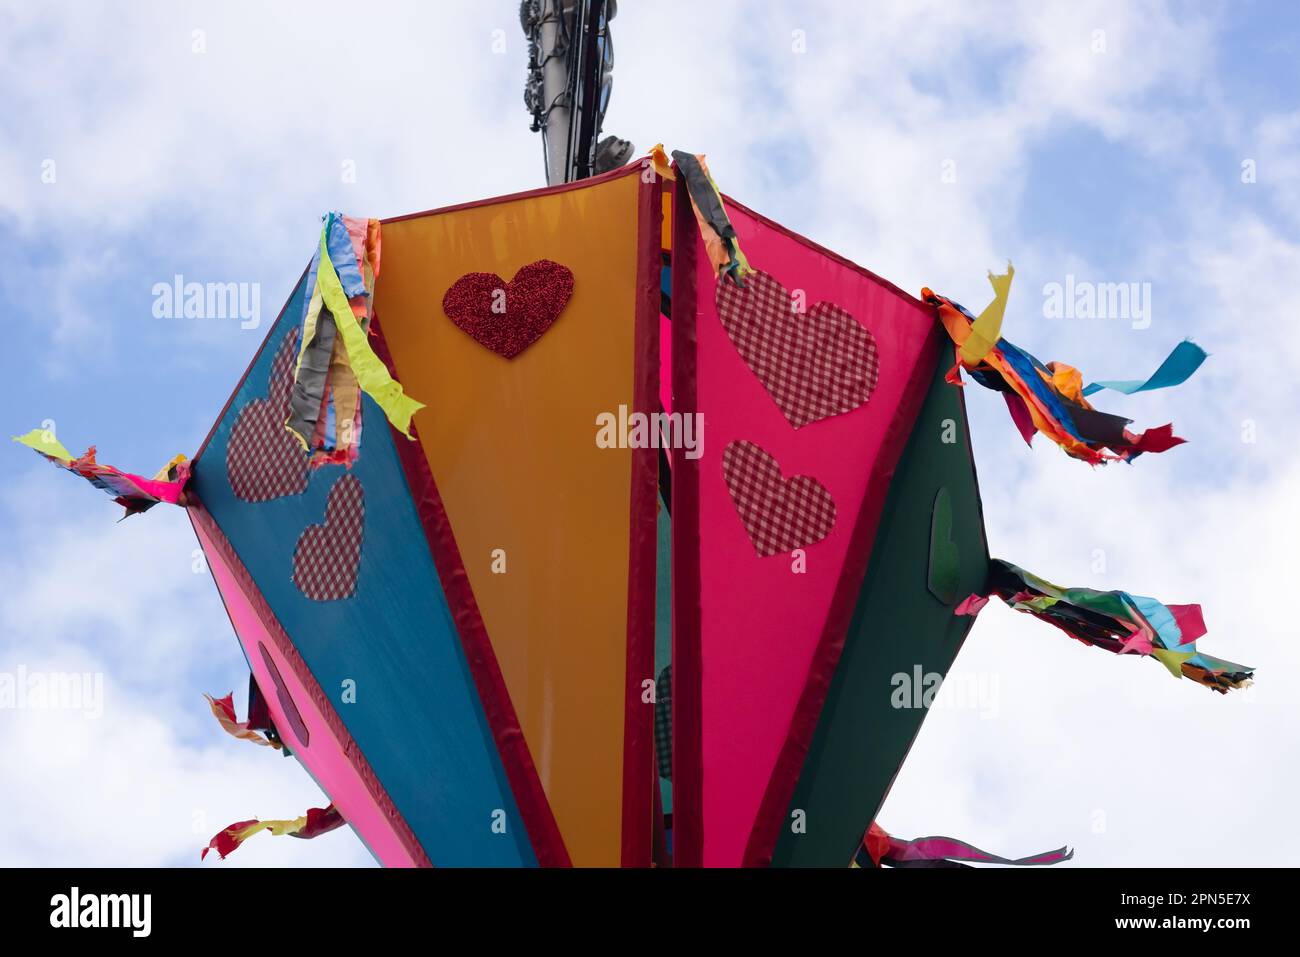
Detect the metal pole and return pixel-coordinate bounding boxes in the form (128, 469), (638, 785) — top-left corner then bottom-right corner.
(524, 0), (628, 185)
(538, 0), (572, 185)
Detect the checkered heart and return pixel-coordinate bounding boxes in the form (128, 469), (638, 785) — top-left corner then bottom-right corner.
(226, 328), (310, 502)
(715, 269), (880, 429)
(441, 259), (574, 358)
(722, 440), (836, 557)
(292, 474), (364, 601)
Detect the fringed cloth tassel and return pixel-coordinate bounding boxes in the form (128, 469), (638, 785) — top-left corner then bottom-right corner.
(285, 211), (423, 462)
(12, 429), (189, 518)
(958, 559), (1253, 693)
(921, 272), (1205, 465)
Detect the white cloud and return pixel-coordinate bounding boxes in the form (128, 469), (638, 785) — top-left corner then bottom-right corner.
(0, 668), (376, 868)
(1252, 111), (1300, 226)
(0, 467), (375, 866)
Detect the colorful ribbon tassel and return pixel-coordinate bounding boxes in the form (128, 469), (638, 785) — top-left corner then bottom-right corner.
(286, 212), (423, 465)
(12, 428), (189, 517)
(201, 804), (345, 861)
(959, 560), (1252, 693)
(922, 272), (1206, 465)
(670, 149), (751, 286)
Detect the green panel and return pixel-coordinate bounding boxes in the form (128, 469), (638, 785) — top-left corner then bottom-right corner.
(770, 352), (989, 867)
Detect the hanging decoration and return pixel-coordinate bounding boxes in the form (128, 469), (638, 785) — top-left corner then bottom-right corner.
(204, 692), (279, 749)
(286, 212), (423, 468)
(671, 149), (751, 285)
(12, 428), (189, 518)
(13, 148), (1253, 870)
(201, 804), (345, 861)
(959, 559), (1252, 693)
(923, 269), (1206, 465)
(851, 822), (1073, 868)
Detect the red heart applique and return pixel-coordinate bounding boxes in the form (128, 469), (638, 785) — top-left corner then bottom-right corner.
(441, 259), (574, 358)
(716, 269), (880, 429)
(226, 328), (310, 502)
(722, 440), (836, 557)
(291, 474), (364, 601)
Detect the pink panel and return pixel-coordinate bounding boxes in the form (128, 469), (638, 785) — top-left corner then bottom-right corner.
(660, 312), (673, 415)
(694, 205), (936, 865)
(194, 518), (421, 867)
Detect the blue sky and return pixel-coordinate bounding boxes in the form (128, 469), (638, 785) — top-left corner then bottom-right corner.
(2, 0), (1297, 866)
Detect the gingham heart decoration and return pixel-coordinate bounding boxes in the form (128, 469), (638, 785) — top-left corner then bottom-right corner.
(715, 269), (880, 429)
(226, 328), (310, 501)
(291, 474), (364, 601)
(722, 440), (836, 557)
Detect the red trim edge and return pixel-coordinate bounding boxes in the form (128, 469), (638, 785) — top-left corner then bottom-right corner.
(619, 170), (662, 867)
(669, 172), (705, 867)
(369, 315), (572, 868)
(381, 162), (646, 226)
(721, 194), (928, 312)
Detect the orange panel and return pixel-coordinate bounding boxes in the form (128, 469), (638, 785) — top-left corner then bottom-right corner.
(661, 189), (673, 252)
(374, 171), (653, 866)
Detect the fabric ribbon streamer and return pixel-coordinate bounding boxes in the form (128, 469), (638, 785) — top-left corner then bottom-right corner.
(286, 212), (423, 462)
(958, 559), (1252, 693)
(923, 274), (1204, 465)
(201, 804), (345, 861)
(940, 263), (1014, 366)
(204, 692), (280, 750)
(1082, 339), (1207, 397)
(647, 143), (674, 181)
(670, 149), (751, 286)
(12, 428), (189, 517)
(851, 822), (1072, 868)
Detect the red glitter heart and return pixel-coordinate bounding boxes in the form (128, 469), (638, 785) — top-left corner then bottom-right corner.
(226, 329), (310, 502)
(441, 259), (574, 358)
(722, 440), (837, 557)
(291, 474), (364, 601)
(715, 269), (880, 429)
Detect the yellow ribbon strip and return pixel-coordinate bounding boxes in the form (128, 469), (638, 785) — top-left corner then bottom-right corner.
(12, 428), (73, 463)
(153, 453), (190, 481)
(958, 263), (1014, 365)
(231, 816), (308, 843)
(648, 143), (674, 181)
(313, 229), (425, 439)
(1151, 647), (1195, 680)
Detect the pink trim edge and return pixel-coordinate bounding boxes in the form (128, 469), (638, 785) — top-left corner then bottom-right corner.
(190, 502), (431, 867)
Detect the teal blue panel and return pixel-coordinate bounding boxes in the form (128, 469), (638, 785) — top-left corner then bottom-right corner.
(193, 280), (535, 866)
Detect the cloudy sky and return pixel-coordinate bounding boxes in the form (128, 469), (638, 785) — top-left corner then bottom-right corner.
(1, 0), (1297, 867)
